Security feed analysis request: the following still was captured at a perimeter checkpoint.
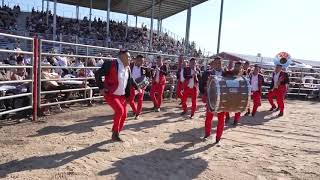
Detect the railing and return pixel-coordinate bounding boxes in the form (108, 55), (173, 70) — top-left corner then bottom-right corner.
(0, 32), (37, 120)
(0, 32), (319, 122)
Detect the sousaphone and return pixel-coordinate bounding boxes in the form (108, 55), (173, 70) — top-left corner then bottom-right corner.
(274, 52), (292, 68)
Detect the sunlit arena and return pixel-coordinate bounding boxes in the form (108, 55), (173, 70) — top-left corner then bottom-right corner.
(0, 0), (320, 179)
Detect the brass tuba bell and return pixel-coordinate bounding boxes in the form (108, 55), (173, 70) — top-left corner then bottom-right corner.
(274, 52), (292, 68)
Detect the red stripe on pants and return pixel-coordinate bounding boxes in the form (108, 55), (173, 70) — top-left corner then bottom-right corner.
(251, 91), (262, 115)
(150, 83), (165, 108)
(267, 86), (286, 113)
(128, 87), (144, 115)
(104, 94), (127, 133)
(176, 81), (184, 100)
(181, 87), (197, 114)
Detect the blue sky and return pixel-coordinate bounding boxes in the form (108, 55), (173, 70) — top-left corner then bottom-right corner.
(4, 0), (320, 60)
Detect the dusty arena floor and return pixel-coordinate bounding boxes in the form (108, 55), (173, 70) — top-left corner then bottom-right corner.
(0, 99), (320, 180)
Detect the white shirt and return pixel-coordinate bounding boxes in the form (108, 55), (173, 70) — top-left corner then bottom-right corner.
(155, 66), (160, 83)
(56, 56), (68, 67)
(273, 72), (280, 87)
(180, 68), (185, 82)
(214, 70), (222, 76)
(132, 65), (141, 80)
(114, 58), (129, 95)
(251, 74), (259, 91)
(188, 69), (195, 88)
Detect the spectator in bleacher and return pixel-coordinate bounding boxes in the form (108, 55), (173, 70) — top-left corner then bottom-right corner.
(24, 10), (200, 56)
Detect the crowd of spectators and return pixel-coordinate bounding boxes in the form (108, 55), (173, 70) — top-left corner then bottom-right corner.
(25, 9), (202, 56)
(0, 5), (20, 31)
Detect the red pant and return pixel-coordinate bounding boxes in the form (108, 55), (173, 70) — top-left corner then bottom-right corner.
(128, 87), (144, 115)
(181, 87), (197, 115)
(250, 91), (262, 115)
(267, 86), (286, 113)
(176, 81), (184, 100)
(203, 96), (226, 140)
(226, 112), (241, 122)
(104, 94), (127, 133)
(150, 83), (165, 108)
(205, 110), (226, 140)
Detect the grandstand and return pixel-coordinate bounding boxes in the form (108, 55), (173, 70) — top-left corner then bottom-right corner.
(0, 0), (207, 57)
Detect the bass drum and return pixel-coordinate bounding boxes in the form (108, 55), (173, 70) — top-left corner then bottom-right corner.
(207, 76), (251, 112)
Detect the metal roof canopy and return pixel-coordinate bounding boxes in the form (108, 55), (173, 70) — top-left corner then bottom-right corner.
(49, 0), (208, 20)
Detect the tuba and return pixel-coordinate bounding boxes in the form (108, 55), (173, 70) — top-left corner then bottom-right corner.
(274, 52), (292, 68)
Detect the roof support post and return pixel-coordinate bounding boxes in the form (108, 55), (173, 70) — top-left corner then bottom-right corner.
(157, 19), (160, 37)
(135, 16), (138, 28)
(157, 2), (161, 37)
(125, 0), (129, 39)
(216, 0), (224, 54)
(106, 0), (111, 47)
(89, 0), (92, 30)
(2, 0), (4, 7)
(46, 0), (49, 25)
(53, 0), (57, 41)
(149, 0), (155, 51)
(184, 0), (192, 55)
(42, 0), (44, 12)
(76, 4), (79, 20)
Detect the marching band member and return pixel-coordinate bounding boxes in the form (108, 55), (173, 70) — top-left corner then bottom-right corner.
(243, 61), (251, 76)
(225, 62), (243, 126)
(267, 64), (289, 117)
(200, 56), (225, 144)
(150, 56), (168, 112)
(176, 55), (185, 104)
(245, 64), (265, 117)
(128, 55), (150, 120)
(95, 49), (140, 142)
(181, 58), (200, 118)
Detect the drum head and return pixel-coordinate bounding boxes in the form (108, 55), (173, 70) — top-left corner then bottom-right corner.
(207, 77), (218, 112)
(207, 76), (251, 112)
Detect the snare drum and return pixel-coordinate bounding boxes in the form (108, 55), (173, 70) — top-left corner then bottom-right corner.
(207, 75), (251, 112)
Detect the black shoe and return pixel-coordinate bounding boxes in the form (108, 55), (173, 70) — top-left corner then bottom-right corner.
(244, 112), (250, 116)
(112, 132), (123, 142)
(225, 117), (230, 124)
(251, 112), (256, 117)
(181, 111), (187, 116)
(190, 114), (194, 119)
(233, 121), (239, 126)
(151, 106), (156, 110)
(202, 135), (210, 141)
(277, 112), (284, 117)
(179, 102), (182, 105)
(276, 108), (280, 112)
(155, 108), (160, 112)
(269, 106), (277, 111)
(215, 138), (220, 144)
(135, 115), (140, 120)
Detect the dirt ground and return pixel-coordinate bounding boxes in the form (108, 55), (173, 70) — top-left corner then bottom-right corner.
(0, 99), (320, 180)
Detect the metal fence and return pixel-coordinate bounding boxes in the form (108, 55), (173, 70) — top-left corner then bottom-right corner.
(1, 32), (320, 122)
(0, 32), (37, 120)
